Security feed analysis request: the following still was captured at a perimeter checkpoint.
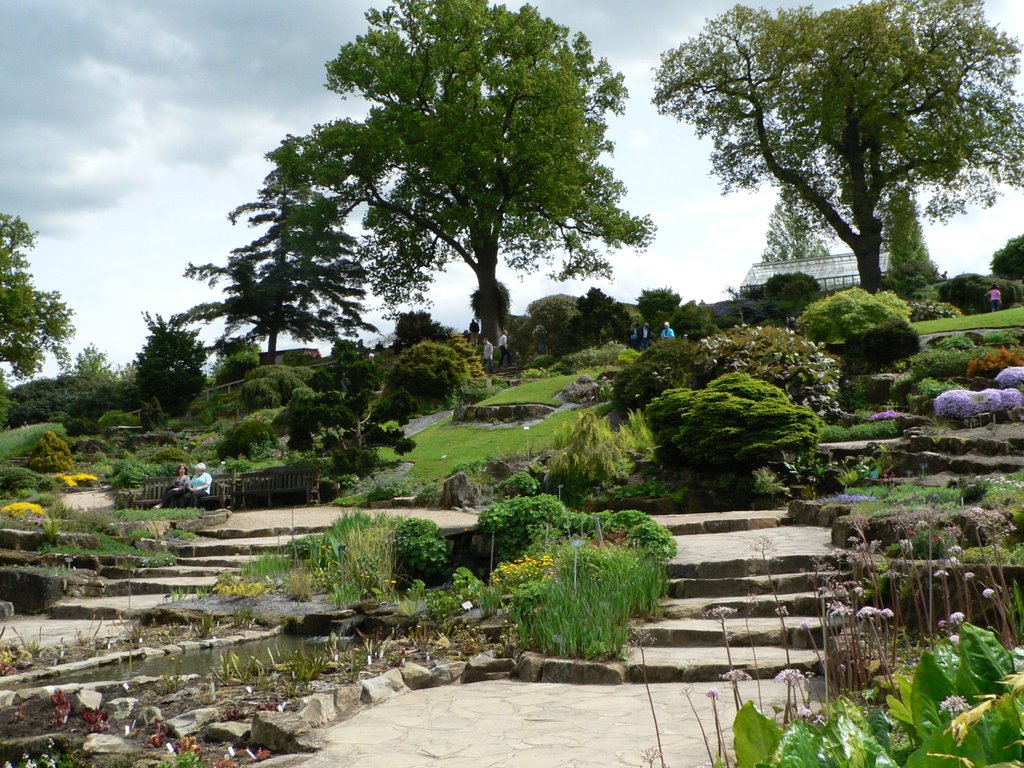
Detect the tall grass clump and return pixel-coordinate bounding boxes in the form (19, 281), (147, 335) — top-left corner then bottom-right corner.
(0, 423), (65, 459)
(510, 544), (665, 659)
(291, 511), (399, 599)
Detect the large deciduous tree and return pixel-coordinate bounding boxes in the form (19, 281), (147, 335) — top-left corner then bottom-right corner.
(274, 0), (653, 341)
(761, 194), (829, 264)
(654, 0), (1024, 293)
(181, 169), (374, 358)
(0, 214), (74, 379)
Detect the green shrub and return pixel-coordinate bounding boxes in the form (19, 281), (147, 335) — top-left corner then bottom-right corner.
(394, 517), (450, 581)
(529, 354), (557, 369)
(696, 325), (841, 418)
(938, 273), (1023, 314)
(930, 334), (977, 350)
(819, 420), (901, 442)
(966, 347), (1024, 378)
(496, 471), (540, 498)
(219, 419), (279, 459)
(612, 338), (698, 411)
(478, 494), (571, 562)
(915, 378), (958, 399)
(212, 344), (260, 385)
(907, 298), (962, 322)
(0, 466), (56, 494)
(149, 446), (190, 466)
(546, 411), (631, 504)
(799, 288), (911, 343)
(238, 365), (314, 411)
(647, 373), (821, 469)
(562, 342), (629, 372)
(907, 347), (986, 381)
(387, 340), (471, 400)
(598, 509), (677, 560)
(983, 330), (1020, 345)
(109, 458), (161, 489)
(62, 416), (99, 437)
(845, 320), (920, 371)
(27, 430), (73, 472)
(97, 410), (140, 429)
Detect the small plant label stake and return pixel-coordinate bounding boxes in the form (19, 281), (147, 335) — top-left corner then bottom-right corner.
(245, 685), (253, 694)
(571, 536), (585, 590)
(227, 746), (236, 758)
(247, 749), (257, 759)
(166, 742), (175, 754)
(461, 600), (473, 611)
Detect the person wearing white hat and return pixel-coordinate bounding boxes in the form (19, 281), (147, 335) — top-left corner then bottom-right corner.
(660, 321), (675, 339)
(186, 462), (213, 507)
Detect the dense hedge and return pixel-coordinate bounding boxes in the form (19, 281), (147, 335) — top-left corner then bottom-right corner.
(612, 338), (697, 411)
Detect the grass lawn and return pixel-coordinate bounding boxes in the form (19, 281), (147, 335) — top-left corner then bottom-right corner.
(0, 423), (66, 459)
(912, 306), (1024, 335)
(381, 407), (584, 483)
(476, 374), (578, 406)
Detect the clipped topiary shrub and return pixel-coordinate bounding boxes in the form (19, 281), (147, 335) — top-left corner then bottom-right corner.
(696, 326), (841, 418)
(966, 348), (1024, 378)
(97, 410), (140, 429)
(845, 320), (920, 371)
(387, 340), (471, 401)
(27, 430), (74, 472)
(799, 288), (911, 343)
(394, 517), (450, 582)
(219, 419), (279, 459)
(239, 365), (315, 411)
(478, 494), (571, 562)
(646, 373), (821, 469)
(612, 338), (698, 411)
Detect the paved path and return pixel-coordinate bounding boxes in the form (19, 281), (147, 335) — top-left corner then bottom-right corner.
(303, 679), (791, 768)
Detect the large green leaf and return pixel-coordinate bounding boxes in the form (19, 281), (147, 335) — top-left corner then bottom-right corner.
(903, 726), (986, 768)
(734, 701), (781, 768)
(911, 651), (958, 737)
(974, 697), (1024, 765)
(776, 722), (832, 768)
(824, 706), (899, 768)
(956, 623), (1013, 697)
(886, 694), (917, 745)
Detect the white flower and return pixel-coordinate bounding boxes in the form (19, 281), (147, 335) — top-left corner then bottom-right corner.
(775, 605), (789, 617)
(983, 588), (997, 598)
(880, 608), (894, 620)
(964, 572), (975, 581)
(705, 687), (721, 700)
(705, 606), (737, 621)
(948, 612), (966, 627)
(949, 634), (960, 644)
(934, 570), (949, 578)
(939, 695), (970, 716)
(773, 668), (806, 687)
(721, 669), (752, 682)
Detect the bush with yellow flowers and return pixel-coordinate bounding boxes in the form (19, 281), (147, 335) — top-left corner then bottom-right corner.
(58, 473), (99, 488)
(2, 501), (46, 519)
(491, 554), (554, 594)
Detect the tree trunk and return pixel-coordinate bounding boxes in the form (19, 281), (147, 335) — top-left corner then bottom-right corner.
(470, 244), (502, 344)
(851, 228), (884, 294)
(266, 331), (279, 361)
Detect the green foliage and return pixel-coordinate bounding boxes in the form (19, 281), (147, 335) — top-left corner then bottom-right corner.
(992, 234), (1024, 279)
(148, 446), (190, 466)
(27, 429), (73, 472)
(212, 344), (260, 385)
(562, 342), (629, 372)
(470, 282), (511, 328)
(393, 310), (452, 353)
(97, 410), (140, 428)
(219, 419), (279, 459)
(907, 347), (985, 381)
(915, 377), (958, 399)
(139, 397), (166, 431)
(761, 194), (830, 263)
(393, 517), (449, 582)
(908, 299), (962, 322)
(0, 422), (65, 458)
(763, 272), (820, 302)
(598, 509), (677, 560)
(636, 287), (681, 327)
(0, 213), (74, 379)
(109, 458), (161, 489)
(931, 334), (977, 351)
(547, 411), (631, 504)
(387, 340), (471, 401)
(612, 338), (698, 411)
(653, 1), (1024, 293)
(445, 333), (485, 380)
(668, 300), (719, 341)
(569, 287), (631, 348)
(939, 273), (1024, 315)
(496, 471), (540, 498)
(478, 494), (571, 562)
(982, 330), (1019, 345)
(0, 465), (56, 494)
(135, 313), (206, 416)
(884, 190), (938, 297)
(819, 420), (901, 442)
(4, 371), (136, 429)
(697, 325), (841, 418)
(845, 320), (921, 371)
(647, 373), (821, 469)
(519, 294), (580, 357)
(239, 365), (314, 411)
(800, 289), (911, 344)
(181, 167), (372, 357)
(276, 0), (652, 342)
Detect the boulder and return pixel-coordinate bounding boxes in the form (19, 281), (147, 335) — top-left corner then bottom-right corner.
(360, 668), (408, 703)
(105, 697), (138, 721)
(0, 601), (12, 619)
(516, 652), (545, 682)
(0, 567), (65, 612)
(206, 720), (251, 742)
(331, 685), (362, 716)
(440, 472), (477, 510)
(400, 662), (433, 690)
(82, 734), (138, 755)
(0, 690), (16, 707)
(461, 653), (515, 683)
(0, 530), (44, 551)
(541, 658), (625, 685)
(139, 705), (163, 725)
(250, 711), (321, 753)
(55, 532), (102, 550)
(559, 376), (600, 404)
(165, 706), (219, 737)
(71, 688), (103, 711)
(299, 693), (336, 726)
(429, 661), (466, 687)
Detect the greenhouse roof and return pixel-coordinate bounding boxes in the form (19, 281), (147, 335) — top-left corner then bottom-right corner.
(740, 251), (891, 292)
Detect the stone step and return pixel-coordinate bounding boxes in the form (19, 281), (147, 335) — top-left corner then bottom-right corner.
(103, 576), (218, 597)
(655, 510), (785, 536)
(887, 449), (1024, 477)
(640, 616), (823, 650)
(669, 527), (837, 580)
(668, 552), (838, 580)
(49, 593), (171, 621)
(661, 592), (820, 620)
(173, 554), (256, 568)
(199, 524), (335, 540)
(171, 535), (298, 559)
(625, 645), (819, 683)
(668, 573), (820, 599)
(103, 564), (227, 579)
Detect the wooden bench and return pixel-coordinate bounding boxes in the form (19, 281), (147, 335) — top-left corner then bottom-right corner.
(234, 466), (320, 509)
(127, 475), (235, 510)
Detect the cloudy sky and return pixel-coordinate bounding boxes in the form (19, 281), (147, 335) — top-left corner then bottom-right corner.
(3, 0), (1024, 377)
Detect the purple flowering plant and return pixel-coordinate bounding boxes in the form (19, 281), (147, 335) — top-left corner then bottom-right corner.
(995, 366), (1024, 389)
(868, 410), (903, 421)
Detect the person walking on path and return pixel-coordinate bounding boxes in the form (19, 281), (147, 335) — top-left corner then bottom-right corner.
(498, 330), (512, 366)
(987, 285), (1002, 312)
(469, 317), (480, 347)
(660, 321), (675, 339)
(482, 337), (494, 374)
(640, 322), (650, 350)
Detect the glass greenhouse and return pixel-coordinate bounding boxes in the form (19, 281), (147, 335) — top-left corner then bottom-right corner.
(740, 251), (892, 293)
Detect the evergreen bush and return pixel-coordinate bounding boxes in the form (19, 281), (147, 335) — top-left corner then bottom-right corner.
(387, 340), (471, 400)
(845, 320), (920, 371)
(612, 338), (698, 411)
(907, 347), (986, 381)
(646, 373), (821, 469)
(219, 419), (279, 459)
(0, 466), (56, 494)
(799, 288), (911, 343)
(938, 273), (1023, 314)
(27, 430), (74, 472)
(907, 298), (962, 322)
(239, 365), (314, 411)
(97, 410), (140, 428)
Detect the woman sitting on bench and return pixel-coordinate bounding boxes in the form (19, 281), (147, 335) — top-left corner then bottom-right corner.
(155, 464), (191, 509)
(185, 462), (213, 508)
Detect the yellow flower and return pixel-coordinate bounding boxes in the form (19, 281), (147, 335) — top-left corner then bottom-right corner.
(2, 502), (46, 518)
